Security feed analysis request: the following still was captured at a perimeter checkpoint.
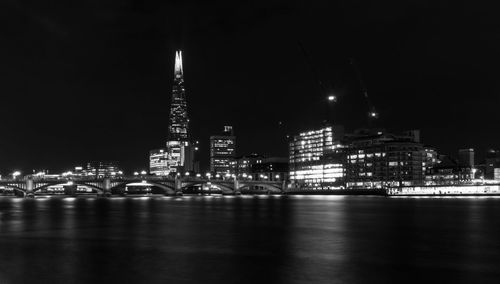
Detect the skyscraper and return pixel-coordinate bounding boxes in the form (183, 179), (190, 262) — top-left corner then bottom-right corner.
(150, 50), (194, 175)
(210, 126), (236, 175)
(168, 51), (189, 141)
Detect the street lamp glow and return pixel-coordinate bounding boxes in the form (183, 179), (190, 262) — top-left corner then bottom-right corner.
(12, 171), (21, 178)
(141, 170), (147, 175)
(196, 173), (201, 178)
(327, 95), (337, 102)
(215, 174), (220, 178)
(185, 172), (190, 176)
(134, 172), (139, 176)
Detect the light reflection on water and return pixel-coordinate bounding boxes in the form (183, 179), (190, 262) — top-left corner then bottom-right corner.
(0, 195), (500, 283)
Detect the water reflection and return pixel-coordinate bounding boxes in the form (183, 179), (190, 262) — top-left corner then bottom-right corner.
(0, 196), (500, 283)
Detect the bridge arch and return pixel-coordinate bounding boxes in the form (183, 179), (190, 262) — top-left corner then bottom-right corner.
(109, 181), (176, 195)
(0, 185), (27, 196)
(33, 182), (105, 194)
(237, 183), (282, 193)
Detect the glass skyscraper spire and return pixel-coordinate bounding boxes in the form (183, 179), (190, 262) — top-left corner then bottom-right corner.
(150, 50), (195, 175)
(168, 51), (189, 141)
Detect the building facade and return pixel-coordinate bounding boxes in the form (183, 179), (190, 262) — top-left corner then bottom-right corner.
(425, 155), (473, 185)
(458, 148), (475, 167)
(344, 131), (427, 189)
(83, 161), (121, 178)
(289, 126), (345, 190)
(234, 154), (265, 176)
(210, 126), (236, 175)
(251, 157), (289, 181)
(150, 50), (195, 175)
(149, 149), (170, 176)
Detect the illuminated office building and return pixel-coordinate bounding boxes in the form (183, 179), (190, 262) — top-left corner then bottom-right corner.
(234, 154), (265, 176)
(210, 126), (236, 175)
(289, 126), (345, 190)
(83, 161), (121, 178)
(149, 149), (170, 176)
(344, 130), (427, 189)
(150, 50), (195, 174)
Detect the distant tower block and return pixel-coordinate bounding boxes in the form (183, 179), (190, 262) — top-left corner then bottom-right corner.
(458, 148), (475, 167)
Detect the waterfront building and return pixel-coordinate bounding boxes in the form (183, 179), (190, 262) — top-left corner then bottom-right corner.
(251, 157), (289, 181)
(149, 50), (195, 174)
(83, 161), (121, 178)
(289, 125), (345, 190)
(425, 155), (473, 185)
(458, 148), (475, 167)
(210, 126), (236, 175)
(344, 130), (427, 189)
(149, 148), (170, 176)
(484, 149), (500, 179)
(234, 154), (265, 176)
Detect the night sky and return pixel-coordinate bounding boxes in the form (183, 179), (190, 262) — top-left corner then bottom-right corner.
(1, 0), (499, 174)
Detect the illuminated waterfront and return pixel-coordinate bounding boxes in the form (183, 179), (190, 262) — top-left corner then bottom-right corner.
(1, 195), (500, 283)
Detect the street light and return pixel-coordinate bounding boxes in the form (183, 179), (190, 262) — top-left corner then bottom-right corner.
(327, 95), (337, 102)
(12, 171), (21, 179)
(140, 170), (147, 175)
(134, 172), (139, 176)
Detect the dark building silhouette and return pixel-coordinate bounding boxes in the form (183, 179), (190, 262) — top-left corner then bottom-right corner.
(458, 148), (475, 167)
(251, 157), (289, 181)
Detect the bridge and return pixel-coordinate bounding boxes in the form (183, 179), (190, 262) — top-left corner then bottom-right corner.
(0, 176), (286, 197)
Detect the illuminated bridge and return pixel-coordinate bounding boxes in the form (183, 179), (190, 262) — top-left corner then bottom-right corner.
(0, 176), (286, 197)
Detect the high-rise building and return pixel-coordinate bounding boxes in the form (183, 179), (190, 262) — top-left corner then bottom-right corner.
(289, 126), (345, 190)
(168, 51), (189, 141)
(150, 50), (195, 175)
(458, 148), (475, 167)
(210, 126), (236, 175)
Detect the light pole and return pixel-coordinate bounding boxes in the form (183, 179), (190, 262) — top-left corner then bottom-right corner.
(12, 171), (21, 180)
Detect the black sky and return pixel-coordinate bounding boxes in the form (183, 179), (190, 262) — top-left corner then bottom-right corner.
(1, 0), (499, 173)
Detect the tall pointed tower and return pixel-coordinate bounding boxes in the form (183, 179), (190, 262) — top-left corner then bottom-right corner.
(149, 50), (195, 176)
(168, 51), (189, 141)
(165, 50), (194, 173)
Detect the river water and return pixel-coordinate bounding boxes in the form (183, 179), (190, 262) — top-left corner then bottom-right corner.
(1, 195), (500, 283)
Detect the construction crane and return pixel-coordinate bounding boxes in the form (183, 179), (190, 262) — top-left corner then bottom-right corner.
(298, 42), (337, 103)
(350, 58), (379, 121)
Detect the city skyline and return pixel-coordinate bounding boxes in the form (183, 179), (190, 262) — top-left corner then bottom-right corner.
(2, 0), (500, 173)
